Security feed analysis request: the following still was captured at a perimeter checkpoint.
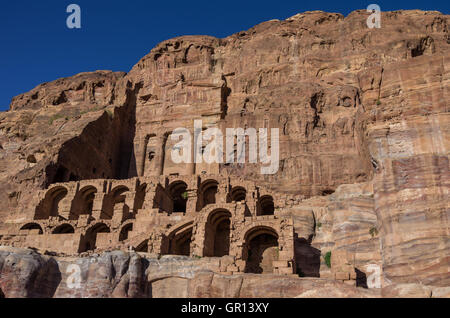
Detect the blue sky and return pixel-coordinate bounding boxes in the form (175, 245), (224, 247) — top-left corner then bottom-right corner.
(0, 0), (448, 111)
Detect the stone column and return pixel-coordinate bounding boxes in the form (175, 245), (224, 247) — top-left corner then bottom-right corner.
(124, 191), (136, 212)
(185, 189), (198, 215)
(91, 193), (106, 220)
(154, 135), (167, 176)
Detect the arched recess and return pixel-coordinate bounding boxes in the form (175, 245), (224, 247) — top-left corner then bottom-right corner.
(257, 195), (275, 216)
(169, 181), (188, 213)
(101, 186), (130, 220)
(162, 221), (194, 256)
(229, 186), (247, 202)
(79, 223), (111, 253)
(119, 223), (133, 241)
(0, 287), (5, 298)
(19, 223), (43, 235)
(203, 209), (232, 257)
(196, 179), (219, 211)
(135, 239), (149, 253)
(243, 226), (279, 274)
(34, 186), (68, 220)
(52, 224), (75, 234)
(70, 186), (97, 220)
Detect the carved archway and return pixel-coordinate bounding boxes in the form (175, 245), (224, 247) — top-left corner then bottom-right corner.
(257, 195), (274, 216)
(229, 186), (247, 202)
(101, 186), (130, 219)
(70, 186), (97, 220)
(203, 209), (232, 257)
(19, 223), (43, 235)
(162, 220), (194, 256)
(79, 223), (111, 252)
(168, 181), (188, 213)
(52, 224), (75, 234)
(197, 179), (219, 211)
(243, 226), (279, 274)
(35, 186), (68, 220)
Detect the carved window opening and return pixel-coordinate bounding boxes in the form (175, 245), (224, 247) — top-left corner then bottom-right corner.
(257, 195), (274, 216)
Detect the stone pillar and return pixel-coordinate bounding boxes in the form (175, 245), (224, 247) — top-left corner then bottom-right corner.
(154, 135), (167, 176)
(138, 139), (147, 177)
(185, 189), (198, 215)
(216, 182), (228, 204)
(91, 193), (106, 220)
(274, 218), (295, 275)
(124, 191), (136, 212)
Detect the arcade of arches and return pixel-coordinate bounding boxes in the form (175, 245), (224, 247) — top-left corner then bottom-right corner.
(2, 175), (297, 275)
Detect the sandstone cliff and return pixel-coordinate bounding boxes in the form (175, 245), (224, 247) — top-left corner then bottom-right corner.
(0, 9), (449, 296)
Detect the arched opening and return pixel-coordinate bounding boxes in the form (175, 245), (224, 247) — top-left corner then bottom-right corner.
(203, 209), (231, 257)
(101, 186), (130, 220)
(169, 181), (188, 213)
(70, 186), (97, 220)
(232, 187), (247, 202)
(197, 180), (219, 211)
(19, 223), (43, 235)
(79, 223), (111, 253)
(229, 186), (247, 202)
(167, 227), (193, 256)
(35, 187), (68, 220)
(119, 223), (133, 241)
(52, 224), (75, 234)
(243, 227), (279, 274)
(257, 195), (275, 216)
(135, 240), (149, 253)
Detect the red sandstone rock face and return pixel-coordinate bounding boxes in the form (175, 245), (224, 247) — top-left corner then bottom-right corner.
(0, 9), (449, 295)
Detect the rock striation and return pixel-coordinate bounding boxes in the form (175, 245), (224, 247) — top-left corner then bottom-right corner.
(0, 9), (449, 297)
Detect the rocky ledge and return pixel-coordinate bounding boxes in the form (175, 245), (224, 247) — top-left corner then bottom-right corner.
(1, 247), (449, 298)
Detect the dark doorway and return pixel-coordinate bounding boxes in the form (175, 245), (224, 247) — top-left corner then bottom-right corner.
(244, 228), (279, 274)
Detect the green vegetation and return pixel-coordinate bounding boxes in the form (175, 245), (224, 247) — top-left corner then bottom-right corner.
(323, 251), (332, 268)
(316, 222), (322, 230)
(79, 106), (102, 116)
(105, 109), (114, 118)
(49, 113), (68, 125)
(181, 192), (189, 200)
(369, 227), (379, 237)
(376, 99), (382, 105)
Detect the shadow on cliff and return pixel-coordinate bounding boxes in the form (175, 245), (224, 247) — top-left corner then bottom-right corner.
(27, 257), (62, 298)
(44, 81), (142, 186)
(355, 268), (368, 288)
(294, 235), (321, 277)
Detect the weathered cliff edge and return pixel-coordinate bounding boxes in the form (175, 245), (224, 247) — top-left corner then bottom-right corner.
(0, 9), (449, 297)
(1, 246), (448, 298)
